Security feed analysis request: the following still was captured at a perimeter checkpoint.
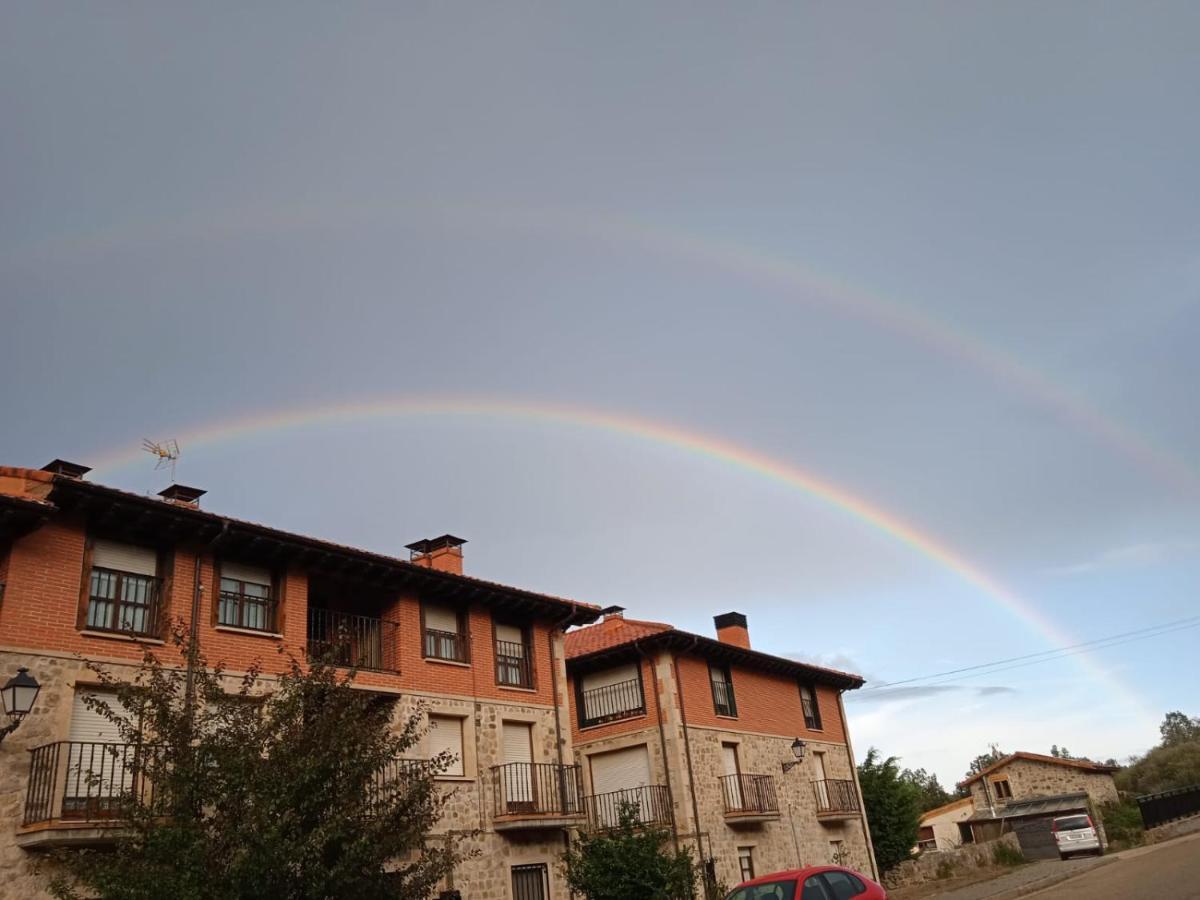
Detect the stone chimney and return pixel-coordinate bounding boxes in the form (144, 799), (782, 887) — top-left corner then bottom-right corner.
(158, 484), (206, 508)
(405, 534), (467, 575)
(714, 612), (750, 649)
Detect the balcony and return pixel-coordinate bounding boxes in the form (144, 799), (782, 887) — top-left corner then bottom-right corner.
(813, 778), (861, 821)
(584, 784), (672, 830)
(424, 627), (469, 663)
(578, 678), (645, 729)
(18, 741), (160, 848)
(720, 773), (780, 824)
(491, 762), (584, 831)
(495, 639), (533, 689)
(307, 608), (401, 673)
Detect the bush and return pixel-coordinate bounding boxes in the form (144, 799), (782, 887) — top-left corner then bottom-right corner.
(1099, 799), (1145, 849)
(563, 801), (697, 900)
(991, 842), (1025, 867)
(935, 859), (957, 880)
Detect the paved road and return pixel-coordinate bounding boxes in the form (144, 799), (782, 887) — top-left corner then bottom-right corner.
(1029, 837), (1200, 899)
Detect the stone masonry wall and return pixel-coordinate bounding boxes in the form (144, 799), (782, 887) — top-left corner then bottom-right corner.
(968, 759), (1118, 811)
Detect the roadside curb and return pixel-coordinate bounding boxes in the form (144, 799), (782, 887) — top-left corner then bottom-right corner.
(977, 858), (1118, 900)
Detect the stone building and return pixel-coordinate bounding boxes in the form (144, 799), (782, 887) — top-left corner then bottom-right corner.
(565, 609), (878, 887)
(0, 461), (601, 900)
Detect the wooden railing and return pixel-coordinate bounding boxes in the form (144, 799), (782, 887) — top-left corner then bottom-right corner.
(584, 784), (671, 829)
(307, 608), (401, 672)
(578, 678), (645, 728)
(492, 762), (583, 819)
(813, 778), (860, 815)
(719, 773), (779, 816)
(495, 639), (533, 688)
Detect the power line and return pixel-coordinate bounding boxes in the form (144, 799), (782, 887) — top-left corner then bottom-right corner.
(854, 614), (1200, 695)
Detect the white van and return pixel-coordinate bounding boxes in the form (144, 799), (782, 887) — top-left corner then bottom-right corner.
(1052, 814), (1102, 859)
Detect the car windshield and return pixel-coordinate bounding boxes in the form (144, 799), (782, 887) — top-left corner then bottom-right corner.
(726, 881), (798, 900)
(1055, 816), (1091, 830)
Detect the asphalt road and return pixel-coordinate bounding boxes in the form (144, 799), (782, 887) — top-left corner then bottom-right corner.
(1030, 837), (1200, 899)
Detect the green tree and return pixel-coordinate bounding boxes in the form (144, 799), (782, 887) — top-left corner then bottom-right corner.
(899, 767), (955, 812)
(50, 626), (468, 900)
(563, 801), (697, 900)
(965, 745), (1006, 780)
(858, 748), (922, 872)
(1159, 711), (1200, 747)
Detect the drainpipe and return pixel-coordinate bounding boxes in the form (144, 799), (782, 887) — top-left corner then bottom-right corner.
(672, 636), (706, 872)
(636, 639), (679, 852)
(551, 606), (577, 865)
(184, 521), (228, 727)
(838, 691), (880, 882)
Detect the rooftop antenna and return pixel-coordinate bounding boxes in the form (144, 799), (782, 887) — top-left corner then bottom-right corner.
(142, 439), (181, 480)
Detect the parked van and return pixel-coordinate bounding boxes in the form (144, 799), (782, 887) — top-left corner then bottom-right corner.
(1052, 814), (1102, 859)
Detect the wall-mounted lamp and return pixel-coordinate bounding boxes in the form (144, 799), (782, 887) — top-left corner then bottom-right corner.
(0, 667), (41, 745)
(781, 737), (807, 773)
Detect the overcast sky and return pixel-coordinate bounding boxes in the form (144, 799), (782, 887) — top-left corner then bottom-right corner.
(3, 2), (1199, 786)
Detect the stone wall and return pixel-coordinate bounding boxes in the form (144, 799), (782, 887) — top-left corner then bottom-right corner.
(883, 832), (1022, 891)
(968, 758), (1118, 812)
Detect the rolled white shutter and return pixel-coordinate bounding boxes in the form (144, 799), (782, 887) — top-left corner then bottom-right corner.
(424, 604), (459, 633)
(502, 721), (534, 805)
(428, 715), (464, 776)
(503, 722), (533, 764)
(69, 690), (128, 743)
(580, 663), (638, 693)
(580, 663), (640, 720)
(722, 744), (739, 777)
(92, 540), (157, 576)
(220, 561), (271, 586)
(589, 745), (651, 795)
(495, 623), (524, 650)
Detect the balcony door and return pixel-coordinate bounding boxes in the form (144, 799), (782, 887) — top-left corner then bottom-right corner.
(722, 743), (742, 809)
(814, 750), (830, 809)
(502, 721), (535, 812)
(65, 690), (135, 818)
(589, 744), (651, 827)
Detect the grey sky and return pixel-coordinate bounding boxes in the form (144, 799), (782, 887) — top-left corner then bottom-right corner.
(3, 2), (1199, 783)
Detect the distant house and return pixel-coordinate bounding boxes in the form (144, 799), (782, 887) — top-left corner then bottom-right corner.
(915, 796), (975, 852)
(956, 752), (1120, 859)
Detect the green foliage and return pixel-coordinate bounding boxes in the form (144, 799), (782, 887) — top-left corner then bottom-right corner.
(563, 801), (697, 900)
(965, 746), (1006, 780)
(1115, 738), (1200, 796)
(990, 842), (1024, 867)
(49, 625), (469, 900)
(1049, 745), (1074, 759)
(1098, 799), (1145, 850)
(857, 748), (922, 872)
(900, 767), (955, 813)
(1159, 711), (1200, 748)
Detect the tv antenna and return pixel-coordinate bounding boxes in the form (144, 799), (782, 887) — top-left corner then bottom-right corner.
(142, 439), (181, 480)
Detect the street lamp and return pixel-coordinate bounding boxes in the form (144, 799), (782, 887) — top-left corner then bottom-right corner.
(0, 667), (41, 744)
(781, 737), (807, 773)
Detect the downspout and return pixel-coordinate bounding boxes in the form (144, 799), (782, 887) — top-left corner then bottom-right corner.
(636, 639), (679, 852)
(838, 691), (879, 882)
(672, 636), (706, 871)
(184, 521), (228, 726)
(551, 605), (578, 870)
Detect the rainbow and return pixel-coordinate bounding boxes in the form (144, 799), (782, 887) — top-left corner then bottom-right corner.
(88, 395), (1151, 716)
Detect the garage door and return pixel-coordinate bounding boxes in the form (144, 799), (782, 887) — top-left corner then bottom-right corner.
(589, 744), (651, 826)
(1011, 815), (1061, 860)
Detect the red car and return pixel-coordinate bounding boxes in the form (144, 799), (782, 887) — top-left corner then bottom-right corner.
(725, 866), (888, 900)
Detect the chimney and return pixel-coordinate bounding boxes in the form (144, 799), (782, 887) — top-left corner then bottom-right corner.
(600, 605), (625, 627)
(406, 534), (467, 575)
(714, 612), (750, 649)
(158, 484), (206, 508)
(41, 459), (91, 479)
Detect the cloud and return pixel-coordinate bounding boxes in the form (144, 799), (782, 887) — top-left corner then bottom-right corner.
(848, 684), (1017, 704)
(1050, 538), (1200, 575)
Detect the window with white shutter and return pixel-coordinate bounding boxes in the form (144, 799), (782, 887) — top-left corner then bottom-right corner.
(218, 560), (276, 632)
(423, 603), (468, 662)
(86, 539), (160, 636)
(494, 621), (532, 688)
(578, 662), (644, 727)
(66, 689), (138, 817)
(427, 714), (464, 777)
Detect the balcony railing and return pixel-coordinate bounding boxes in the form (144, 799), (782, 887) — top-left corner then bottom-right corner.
(492, 762), (584, 821)
(710, 678), (736, 717)
(813, 778), (860, 816)
(24, 741), (160, 827)
(85, 569), (163, 638)
(424, 627), (469, 663)
(307, 608), (401, 672)
(584, 784), (672, 830)
(719, 773), (779, 817)
(579, 678), (645, 728)
(495, 640), (533, 688)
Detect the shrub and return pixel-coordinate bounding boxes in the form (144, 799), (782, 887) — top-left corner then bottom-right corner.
(1099, 799), (1145, 849)
(991, 841), (1025, 867)
(935, 859), (957, 880)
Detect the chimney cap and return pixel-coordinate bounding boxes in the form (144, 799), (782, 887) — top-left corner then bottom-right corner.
(600, 605), (626, 619)
(158, 484), (206, 505)
(41, 459), (91, 479)
(405, 534), (468, 554)
(714, 611), (748, 631)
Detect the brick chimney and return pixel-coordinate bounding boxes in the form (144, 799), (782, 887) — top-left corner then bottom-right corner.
(405, 534), (467, 575)
(714, 612), (750, 649)
(158, 484), (206, 508)
(600, 606), (625, 628)
(41, 459), (91, 479)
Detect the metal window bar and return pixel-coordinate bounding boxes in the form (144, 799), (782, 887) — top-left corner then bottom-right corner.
(710, 676), (737, 717)
(24, 741), (159, 826)
(813, 778), (860, 814)
(800, 688), (822, 730)
(424, 627), (468, 662)
(87, 568), (161, 637)
(511, 864), (549, 900)
(491, 762), (583, 818)
(719, 773), (779, 815)
(218, 588), (277, 632)
(495, 639), (533, 688)
(307, 608), (401, 672)
(583, 784), (671, 830)
(579, 678), (645, 727)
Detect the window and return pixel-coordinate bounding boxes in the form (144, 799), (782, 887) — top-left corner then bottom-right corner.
(729, 884), (797, 900)
(85, 539), (161, 636)
(511, 863), (548, 900)
(820, 871), (865, 900)
(423, 603), (469, 662)
(828, 839), (845, 865)
(709, 664), (736, 717)
(495, 621), (533, 688)
(427, 714), (465, 777)
(577, 663), (645, 727)
(738, 846), (755, 882)
(801, 876), (831, 900)
(992, 778), (1013, 800)
(218, 561), (275, 632)
(799, 683), (822, 730)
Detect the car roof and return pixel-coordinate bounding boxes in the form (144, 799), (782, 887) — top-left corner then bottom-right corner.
(738, 866), (860, 887)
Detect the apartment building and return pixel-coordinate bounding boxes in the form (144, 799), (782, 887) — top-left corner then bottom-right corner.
(0, 461), (601, 900)
(565, 608), (878, 887)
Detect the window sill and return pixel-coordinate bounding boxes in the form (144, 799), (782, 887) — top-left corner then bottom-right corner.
(79, 630), (165, 646)
(433, 774), (475, 783)
(215, 625), (283, 640)
(423, 656), (471, 669)
(715, 714), (740, 721)
(497, 684), (538, 694)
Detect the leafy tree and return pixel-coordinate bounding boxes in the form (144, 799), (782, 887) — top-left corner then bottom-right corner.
(1115, 740), (1200, 796)
(899, 767), (955, 812)
(563, 801), (697, 900)
(1159, 711), (1200, 747)
(50, 625), (468, 900)
(857, 748), (922, 872)
(965, 745), (1006, 780)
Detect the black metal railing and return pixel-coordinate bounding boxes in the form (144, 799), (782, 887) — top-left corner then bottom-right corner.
(307, 608), (401, 672)
(719, 773), (779, 816)
(813, 778), (860, 815)
(1137, 784), (1200, 830)
(495, 639), (533, 688)
(424, 627), (469, 662)
(362, 757), (427, 816)
(86, 568), (163, 638)
(218, 589), (277, 633)
(579, 678), (645, 728)
(711, 678), (737, 717)
(584, 784), (671, 830)
(24, 741), (160, 826)
(492, 762), (583, 819)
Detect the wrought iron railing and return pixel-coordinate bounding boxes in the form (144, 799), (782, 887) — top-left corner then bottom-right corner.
(719, 773), (779, 816)
(813, 778), (860, 815)
(218, 589), (277, 633)
(495, 639), (533, 688)
(492, 762), (583, 819)
(85, 568), (163, 638)
(710, 678), (737, 717)
(424, 627), (469, 662)
(584, 784), (671, 829)
(578, 678), (645, 728)
(24, 741), (160, 826)
(307, 608), (401, 672)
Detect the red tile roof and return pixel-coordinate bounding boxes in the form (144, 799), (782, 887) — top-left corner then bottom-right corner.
(959, 751), (1120, 788)
(565, 616), (673, 658)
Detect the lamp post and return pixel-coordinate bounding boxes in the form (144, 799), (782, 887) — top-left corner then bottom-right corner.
(0, 667), (41, 744)
(781, 737), (807, 773)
